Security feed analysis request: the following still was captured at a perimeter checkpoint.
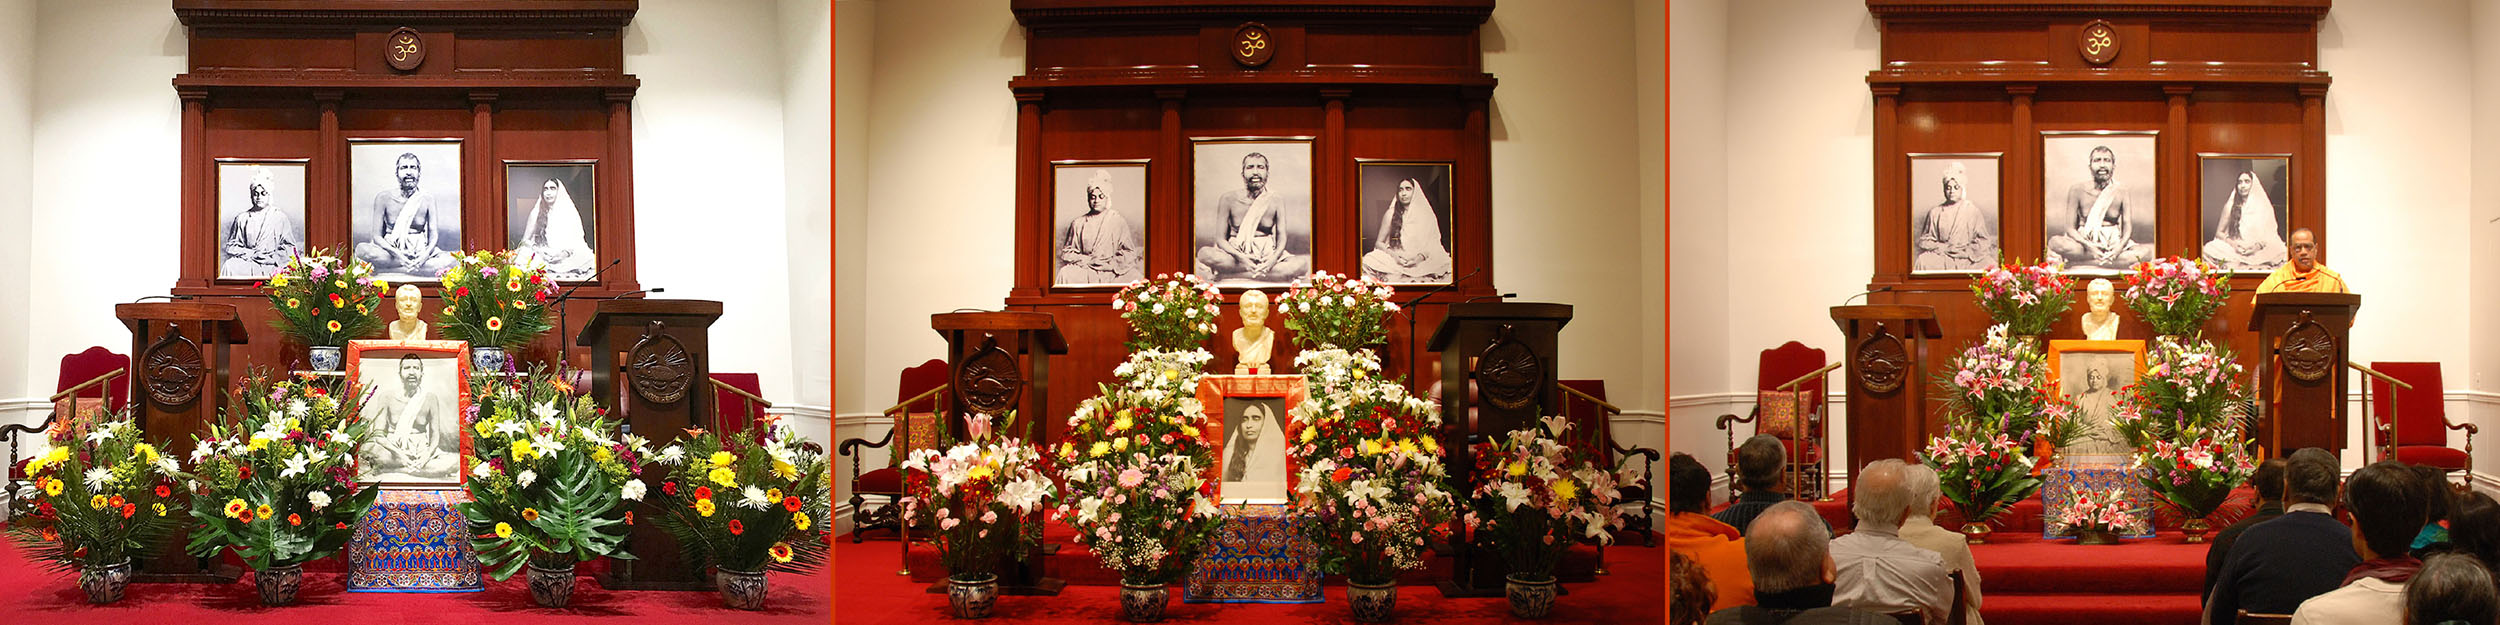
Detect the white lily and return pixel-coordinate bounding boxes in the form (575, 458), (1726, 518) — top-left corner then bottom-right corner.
(472, 462), (494, 479)
(517, 469), (538, 487)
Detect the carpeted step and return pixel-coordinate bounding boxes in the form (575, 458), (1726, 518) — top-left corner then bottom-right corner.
(1982, 592), (2204, 625)
(1970, 533), (2213, 595)
(1796, 487), (2259, 535)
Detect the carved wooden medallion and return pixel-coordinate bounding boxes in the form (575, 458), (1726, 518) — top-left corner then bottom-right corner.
(141, 323), (204, 407)
(1233, 22), (1276, 68)
(2280, 311), (2337, 383)
(1474, 325), (1543, 411)
(627, 321), (694, 405)
(386, 27), (426, 72)
(2078, 19), (2119, 65)
(1855, 326), (1909, 395)
(957, 335), (1024, 416)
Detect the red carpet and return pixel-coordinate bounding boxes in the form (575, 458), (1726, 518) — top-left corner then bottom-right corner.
(836, 528), (1666, 624)
(0, 540), (830, 623)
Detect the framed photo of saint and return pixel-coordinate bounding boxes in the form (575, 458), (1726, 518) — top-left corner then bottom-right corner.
(2045, 339), (2148, 461)
(1192, 138), (1313, 288)
(2042, 132), (2158, 275)
(1197, 375), (1308, 504)
(505, 162), (600, 281)
(1356, 161), (1455, 285)
(350, 139), (464, 283)
(2197, 155), (2291, 274)
(1051, 161), (1148, 288)
(346, 340), (474, 487)
(1906, 153), (2002, 275)
(215, 159), (309, 280)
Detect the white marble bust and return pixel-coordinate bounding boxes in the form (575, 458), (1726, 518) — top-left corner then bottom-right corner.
(387, 283), (428, 340)
(2079, 278), (2119, 341)
(1232, 289), (1274, 375)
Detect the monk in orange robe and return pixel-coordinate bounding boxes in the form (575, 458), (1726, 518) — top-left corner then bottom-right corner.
(2256, 228), (2346, 294)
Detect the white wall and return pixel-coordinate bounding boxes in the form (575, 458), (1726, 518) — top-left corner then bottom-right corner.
(2472, 0), (2500, 479)
(1673, 0), (2497, 487)
(4, 0), (829, 443)
(0, 0), (34, 427)
(1668, 0), (1733, 489)
(779, 0), (835, 448)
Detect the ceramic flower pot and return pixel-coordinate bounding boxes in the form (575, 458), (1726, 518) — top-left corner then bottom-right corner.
(1120, 581), (1169, 622)
(471, 346), (510, 374)
(256, 563), (304, 606)
(947, 573), (998, 619)
(1505, 573), (1557, 619)
(2182, 518), (2212, 543)
(1347, 579), (1398, 622)
(1961, 522), (1993, 545)
(79, 558), (132, 605)
(527, 560), (576, 608)
(307, 346), (344, 372)
(717, 566), (770, 611)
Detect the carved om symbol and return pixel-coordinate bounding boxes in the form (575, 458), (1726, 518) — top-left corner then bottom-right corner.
(2083, 27), (2113, 56)
(1239, 31), (1267, 58)
(392, 35), (419, 62)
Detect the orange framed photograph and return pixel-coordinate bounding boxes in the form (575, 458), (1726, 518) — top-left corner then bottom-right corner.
(2045, 339), (2148, 460)
(345, 339), (474, 488)
(1196, 374), (1308, 504)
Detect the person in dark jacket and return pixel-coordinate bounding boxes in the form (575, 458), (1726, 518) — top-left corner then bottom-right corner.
(1715, 434), (1793, 535)
(2206, 457), (2288, 595)
(2205, 448), (2363, 624)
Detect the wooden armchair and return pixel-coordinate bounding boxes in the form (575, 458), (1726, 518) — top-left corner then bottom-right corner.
(2360, 361), (2477, 488)
(1714, 342), (1836, 501)
(836, 359), (949, 544)
(7, 348), (128, 520)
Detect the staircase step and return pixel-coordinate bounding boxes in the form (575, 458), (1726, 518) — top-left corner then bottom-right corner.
(1983, 593), (2203, 625)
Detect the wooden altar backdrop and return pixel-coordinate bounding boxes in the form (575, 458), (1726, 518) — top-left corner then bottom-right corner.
(1004, 1), (1505, 445)
(1861, 0), (2332, 458)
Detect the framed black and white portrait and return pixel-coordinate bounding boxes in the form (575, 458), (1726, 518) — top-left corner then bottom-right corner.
(215, 159), (308, 280)
(2042, 132), (2158, 274)
(2047, 340), (2147, 460)
(1356, 161), (1455, 285)
(1197, 375), (1305, 504)
(2198, 155), (2291, 274)
(1192, 137), (1313, 288)
(1907, 153), (2002, 275)
(505, 162), (600, 281)
(346, 340), (473, 487)
(1051, 161), (1147, 288)
(350, 139), (464, 283)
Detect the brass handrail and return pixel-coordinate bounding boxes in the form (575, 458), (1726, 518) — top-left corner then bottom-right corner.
(706, 376), (775, 409)
(1557, 383), (1621, 414)
(884, 384), (949, 418)
(2350, 362), (2410, 462)
(48, 368), (127, 403)
(1779, 361), (1843, 392)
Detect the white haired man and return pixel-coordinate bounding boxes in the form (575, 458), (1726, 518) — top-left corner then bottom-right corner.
(1706, 501), (1898, 625)
(1830, 459), (1952, 624)
(1900, 462), (1984, 625)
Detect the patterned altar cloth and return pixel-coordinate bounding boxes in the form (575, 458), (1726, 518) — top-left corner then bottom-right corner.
(1183, 503), (1320, 603)
(2041, 458), (2156, 539)
(347, 489), (482, 592)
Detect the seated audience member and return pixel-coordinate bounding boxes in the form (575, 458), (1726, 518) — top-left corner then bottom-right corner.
(2208, 458), (2290, 596)
(1674, 551), (1722, 625)
(1706, 501), (1898, 625)
(2405, 554), (2499, 625)
(1830, 459), (1952, 624)
(2410, 464), (2458, 558)
(2290, 460), (2430, 625)
(2208, 448), (2363, 624)
(1670, 453), (1757, 612)
(1899, 463), (1984, 625)
(2447, 492), (2500, 576)
(1715, 434), (1793, 535)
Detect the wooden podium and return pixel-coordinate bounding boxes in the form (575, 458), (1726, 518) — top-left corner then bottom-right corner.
(2247, 293), (2361, 457)
(931, 311), (1068, 595)
(577, 298), (722, 590)
(116, 301), (248, 582)
(1830, 305), (1943, 493)
(1427, 302), (1573, 597)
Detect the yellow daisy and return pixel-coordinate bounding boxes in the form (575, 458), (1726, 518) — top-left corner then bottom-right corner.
(696, 498), (717, 517)
(710, 451), (737, 467)
(792, 511), (812, 531)
(708, 467), (738, 488)
(495, 522), (514, 539)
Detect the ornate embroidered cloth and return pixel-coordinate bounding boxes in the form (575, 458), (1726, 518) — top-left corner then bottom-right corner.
(348, 488), (482, 592)
(1183, 503), (1320, 603)
(2041, 459), (2155, 539)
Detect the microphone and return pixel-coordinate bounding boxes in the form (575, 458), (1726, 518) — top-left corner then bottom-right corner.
(1400, 267), (1482, 314)
(608, 287), (665, 299)
(1464, 292), (1516, 304)
(1841, 286), (1893, 306)
(552, 258), (626, 305)
(130, 294), (192, 303)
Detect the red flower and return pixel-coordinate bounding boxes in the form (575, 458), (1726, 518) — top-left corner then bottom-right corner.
(335, 522), (351, 530)
(662, 481), (679, 497)
(624, 511), (635, 526)
(239, 465), (253, 479)
(238, 509), (255, 523)
(155, 484), (172, 498)
(693, 486), (713, 500)
(782, 497), (802, 512)
(727, 520), (745, 536)
(455, 286), (470, 297)
(287, 514), (302, 526)
(120, 504), (136, 519)
(1332, 467), (1353, 482)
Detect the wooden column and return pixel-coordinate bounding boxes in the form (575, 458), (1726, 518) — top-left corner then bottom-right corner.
(178, 91), (209, 290)
(1871, 86), (1901, 289)
(1155, 88), (1185, 276)
(2165, 84), (2194, 257)
(2007, 85), (2037, 259)
(470, 90), (499, 251)
(1011, 90), (1046, 298)
(2300, 85), (2328, 257)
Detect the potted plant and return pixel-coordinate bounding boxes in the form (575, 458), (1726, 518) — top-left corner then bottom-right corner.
(1053, 388), (1226, 622)
(457, 367), (649, 607)
(1110, 272), (1221, 351)
(181, 372), (378, 605)
(261, 249), (390, 371)
(1923, 324), (2070, 542)
(903, 413), (1057, 619)
(1968, 259), (2073, 340)
(1919, 428), (2043, 544)
(2114, 337), (2255, 541)
(1463, 418), (1628, 620)
(1284, 326), (1453, 621)
(436, 250), (557, 373)
(4, 412), (182, 604)
(2055, 488), (2138, 545)
(648, 416), (832, 610)
(2122, 256), (2229, 339)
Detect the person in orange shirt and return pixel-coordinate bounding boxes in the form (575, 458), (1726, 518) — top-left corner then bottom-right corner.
(1670, 453), (1756, 612)
(2256, 228), (2347, 294)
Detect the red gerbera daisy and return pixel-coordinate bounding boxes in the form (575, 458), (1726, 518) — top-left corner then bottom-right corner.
(782, 497), (802, 512)
(155, 484), (172, 498)
(727, 520), (744, 536)
(693, 486), (713, 500)
(287, 514), (302, 526)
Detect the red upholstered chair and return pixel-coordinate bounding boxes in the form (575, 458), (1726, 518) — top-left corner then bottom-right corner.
(1715, 342), (1832, 501)
(9, 348), (129, 507)
(2367, 362), (2476, 485)
(1559, 380), (1660, 548)
(837, 359), (949, 543)
(708, 372), (771, 433)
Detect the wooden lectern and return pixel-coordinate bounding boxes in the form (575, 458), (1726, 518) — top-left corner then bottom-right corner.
(1427, 302), (1573, 597)
(931, 311), (1068, 595)
(2247, 293), (2361, 457)
(1830, 305), (1943, 494)
(578, 298), (722, 590)
(116, 301), (248, 582)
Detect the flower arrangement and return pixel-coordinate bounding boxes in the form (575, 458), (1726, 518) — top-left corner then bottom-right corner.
(1111, 348), (1216, 399)
(901, 414), (1058, 582)
(261, 249), (390, 347)
(1917, 427), (2042, 525)
(5, 412), (181, 583)
(1939, 325), (2083, 448)
(456, 367), (649, 583)
(1051, 388), (1225, 585)
(1283, 350), (1454, 584)
(2130, 433), (2257, 520)
(1970, 259), (2073, 336)
(646, 416), (832, 577)
(181, 373), (377, 574)
(436, 250), (559, 349)
(1278, 271), (1396, 350)
(1114, 273), (1222, 351)
(2111, 337), (2249, 449)
(2123, 256), (2229, 337)
(1463, 418), (1627, 581)
(2053, 488), (2141, 539)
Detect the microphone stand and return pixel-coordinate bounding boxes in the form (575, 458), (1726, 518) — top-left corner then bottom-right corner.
(1400, 268), (1481, 397)
(551, 259), (626, 371)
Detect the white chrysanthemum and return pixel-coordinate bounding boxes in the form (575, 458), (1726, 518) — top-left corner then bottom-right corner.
(153, 456), (180, 476)
(308, 490), (332, 510)
(621, 480), (647, 501)
(288, 399), (310, 419)
(739, 485), (772, 509)
(657, 445), (685, 465)
(83, 467), (114, 490)
(517, 469), (538, 487)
